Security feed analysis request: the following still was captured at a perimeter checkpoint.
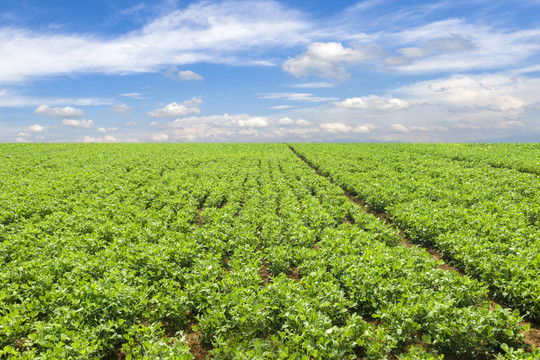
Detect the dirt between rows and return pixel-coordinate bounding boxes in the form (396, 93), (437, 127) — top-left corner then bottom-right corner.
(288, 145), (540, 351)
(185, 312), (212, 360)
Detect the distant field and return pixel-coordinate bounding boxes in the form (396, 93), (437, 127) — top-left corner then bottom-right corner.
(1, 143), (539, 359)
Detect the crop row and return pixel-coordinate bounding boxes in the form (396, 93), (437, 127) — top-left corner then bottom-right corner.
(1, 144), (536, 359)
(292, 143), (540, 326)
(406, 143), (540, 175)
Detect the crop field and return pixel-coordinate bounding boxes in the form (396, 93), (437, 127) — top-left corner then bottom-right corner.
(1, 143), (540, 359)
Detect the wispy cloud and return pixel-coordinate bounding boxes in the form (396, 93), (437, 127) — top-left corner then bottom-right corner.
(0, 0), (311, 83)
(110, 104), (132, 116)
(292, 82), (336, 88)
(0, 89), (113, 108)
(270, 105), (296, 109)
(259, 92), (337, 102)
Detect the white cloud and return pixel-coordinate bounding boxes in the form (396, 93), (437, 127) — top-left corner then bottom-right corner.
(169, 113), (269, 128)
(34, 105), (85, 118)
(120, 93), (144, 99)
(61, 119), (94, 128)
(97, 127), (118, 133)
(496, 120), (524, 128)
(385, 20), (540, 74)
(147, 100), (202, 117)
(394, 74), (530, 111)
(165, 67), (203, 81)
(110, 104), (132, 116)
(27, 124), (45, 132)
(296, 119), (311, 126)
(270, 105), (296, 109)
(335, 96), (410, 110)
(392, 124), (410, 133)
(0, 89), (114, 108)
(0, 1), (311, 83)
(259, 92), (337, 102)
(292, 82), (336, 88)
(278, 117), (295, 125)
(152, 133), (170, 142)
(83, 135), (118, 143)
(320, 122), (352, 133)
(181, 97), (204, 106)
(353, 124), (375, 133)
(283, 42), (381, 80)
(16, 137), (29, 143)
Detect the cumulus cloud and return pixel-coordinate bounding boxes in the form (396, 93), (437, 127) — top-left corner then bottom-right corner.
(353, 124), (375, 133)
(296, 119), (311, 126)
(27, 124), (46, 132)
(97, 127), (118, 133)
(169, 113), (269, 128)
(181, 97), (204, 106)
(277, 117), (295, 125)
(83, 135), (118, 143)
(34, 105), (85, 118)
(259, 92), (337, 102)
(147, 99), (202, 117)
(283, 42), (381, 80)
(394, 74), (529, 111)
(320, 122), (352, 133)
(165, 67), (203, 81)
(61, 119), (94, 128)
(335, 96), (410, 110)
(152, 133), (170, 142)
(110, 104), (132, 116)
(392, 124), (410, 133)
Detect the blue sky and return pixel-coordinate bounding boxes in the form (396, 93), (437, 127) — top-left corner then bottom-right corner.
(1, 0), (540, 143)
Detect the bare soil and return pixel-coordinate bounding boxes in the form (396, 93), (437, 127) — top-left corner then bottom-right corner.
(287, 266), (301, 282)
(185, 312), (212, 360)
(259, 258), (271, 286)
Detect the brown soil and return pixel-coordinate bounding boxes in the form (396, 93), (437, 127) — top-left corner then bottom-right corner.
(222, 256), (231, 273)
(185, 313), (212, 360)
(342, 216), (355, 225)
(259, 259), (271, 286)
(104, 346), (126, 360)
(287, 266), (301, 282)
(524, 321), (540, 348)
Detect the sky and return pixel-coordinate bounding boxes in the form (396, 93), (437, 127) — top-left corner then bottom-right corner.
(1, 0), (540, 143)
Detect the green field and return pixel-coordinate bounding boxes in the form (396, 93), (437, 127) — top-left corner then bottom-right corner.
(1, 143), (539, 359)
